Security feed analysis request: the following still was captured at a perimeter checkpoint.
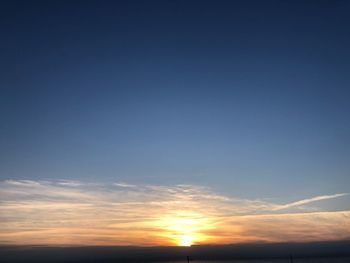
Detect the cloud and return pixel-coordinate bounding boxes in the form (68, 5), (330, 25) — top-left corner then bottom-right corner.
(0, 180), (349, 246)
(56, 180), (83, 187)
(272, 193), (349, 211)
(114, 182), (138, 188)
(206, 211), (350, 244)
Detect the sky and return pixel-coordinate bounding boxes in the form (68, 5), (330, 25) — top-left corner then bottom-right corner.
(0, 0), (350, 246)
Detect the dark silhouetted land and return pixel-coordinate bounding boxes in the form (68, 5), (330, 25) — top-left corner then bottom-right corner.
(1, 240), (350, 263)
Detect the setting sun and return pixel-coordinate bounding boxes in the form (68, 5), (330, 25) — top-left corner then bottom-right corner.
(155, 211), (211, 246)
(178, 235), (194, 246)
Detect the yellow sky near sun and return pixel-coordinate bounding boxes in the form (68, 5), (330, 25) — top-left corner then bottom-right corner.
(0, 180), (349, 246)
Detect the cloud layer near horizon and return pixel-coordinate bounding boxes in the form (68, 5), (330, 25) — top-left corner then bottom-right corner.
(0, 180), (349, 246)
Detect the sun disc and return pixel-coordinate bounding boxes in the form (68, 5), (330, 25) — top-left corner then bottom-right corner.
(178, 235), (193, 246)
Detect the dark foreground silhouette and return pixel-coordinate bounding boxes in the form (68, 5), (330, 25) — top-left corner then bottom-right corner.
(1, 240), (350, 263)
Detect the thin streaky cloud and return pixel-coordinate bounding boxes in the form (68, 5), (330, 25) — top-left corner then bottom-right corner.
(114, 182), (138, 188)
(0, 180), (349, 246)
(272, 193), (349, 211)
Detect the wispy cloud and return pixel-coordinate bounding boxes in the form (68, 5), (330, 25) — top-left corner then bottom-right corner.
(272, 193), (349, 211)
(0, 180), (349, 246)
(114, 182), (138, 188)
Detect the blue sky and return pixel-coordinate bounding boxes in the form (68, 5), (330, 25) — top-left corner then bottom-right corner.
(1, 0), (350, 211)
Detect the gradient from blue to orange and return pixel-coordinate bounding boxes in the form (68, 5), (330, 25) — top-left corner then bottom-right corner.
(0, 0), (350, 246)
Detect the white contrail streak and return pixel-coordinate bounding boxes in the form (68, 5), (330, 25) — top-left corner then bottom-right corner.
(273, 193), (348, 211)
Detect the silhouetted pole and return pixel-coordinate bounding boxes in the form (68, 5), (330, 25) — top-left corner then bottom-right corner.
(187, 255), (194, 263)
(290, 255), (294, 263)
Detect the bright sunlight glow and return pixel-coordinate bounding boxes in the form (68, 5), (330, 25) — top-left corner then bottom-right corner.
(156, 211), (211, 246)
(178, 235), (194, 246)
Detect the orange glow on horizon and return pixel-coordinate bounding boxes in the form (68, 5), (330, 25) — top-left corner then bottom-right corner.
(0, 181), (349, 246)
(155, 211), (212, 246)
(178, 235), (194, 246)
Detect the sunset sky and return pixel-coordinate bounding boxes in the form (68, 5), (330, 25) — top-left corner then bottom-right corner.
(1, 0), (350, 246)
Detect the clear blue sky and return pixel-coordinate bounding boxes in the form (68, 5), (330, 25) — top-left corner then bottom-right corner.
(1, 0), (349, 205)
